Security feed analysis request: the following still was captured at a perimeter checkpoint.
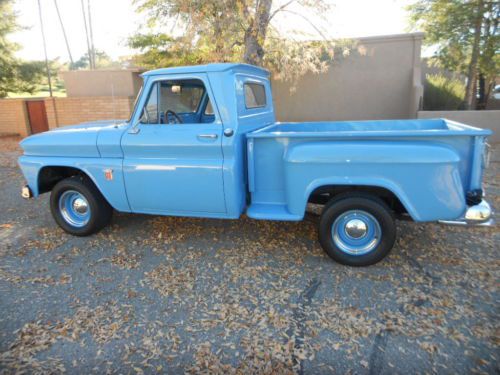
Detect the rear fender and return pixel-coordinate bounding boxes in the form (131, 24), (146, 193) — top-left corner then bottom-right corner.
(283, 141), (466, 222)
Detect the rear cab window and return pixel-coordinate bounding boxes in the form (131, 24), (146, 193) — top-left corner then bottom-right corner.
(235, 75), (273, 119)
(244, 83), (266, 108)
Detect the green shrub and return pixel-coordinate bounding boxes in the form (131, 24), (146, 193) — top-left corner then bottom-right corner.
(423, 74), (466, 110)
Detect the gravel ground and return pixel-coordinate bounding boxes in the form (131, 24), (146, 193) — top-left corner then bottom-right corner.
(0, 136), (498, 374)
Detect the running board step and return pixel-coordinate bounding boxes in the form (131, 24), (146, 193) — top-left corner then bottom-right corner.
(246, 203), (302, 221)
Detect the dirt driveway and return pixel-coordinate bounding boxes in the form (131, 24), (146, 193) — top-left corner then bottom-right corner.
(0, 136), (498, 374)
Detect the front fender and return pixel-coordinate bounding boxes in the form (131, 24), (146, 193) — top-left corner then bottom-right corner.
(18, 155), (131, 212)
(283, 141), (466, 221)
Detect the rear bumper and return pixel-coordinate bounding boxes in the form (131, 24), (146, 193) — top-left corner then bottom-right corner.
(439, 200), (494, 226)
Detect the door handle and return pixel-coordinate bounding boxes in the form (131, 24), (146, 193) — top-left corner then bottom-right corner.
(197, 134), (218, 140)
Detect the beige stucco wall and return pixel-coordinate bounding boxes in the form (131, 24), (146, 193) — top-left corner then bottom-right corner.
(60, 33), (423, 120)
(273, 33), (424, 122)
(418, 110), (500, 143)
(61, 70), (143, 98)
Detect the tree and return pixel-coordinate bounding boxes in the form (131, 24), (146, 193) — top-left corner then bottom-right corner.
(71, 50), (123, 70)
(0, 0), (45, 97)
(128, 0), (348, 83)
(408, 0), (500, 110)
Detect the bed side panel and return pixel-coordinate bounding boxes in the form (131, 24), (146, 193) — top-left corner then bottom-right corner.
(283, 141), (466, 221)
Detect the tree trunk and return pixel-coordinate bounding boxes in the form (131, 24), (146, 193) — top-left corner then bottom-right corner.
(213, 16), (224, 61)
(464, 0), (484, 110)
(243, 0), (273, 65)
(482, 78), (495, 110)
(477, 74), (487, 109)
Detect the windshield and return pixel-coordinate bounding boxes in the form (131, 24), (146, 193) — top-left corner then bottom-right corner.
(128, 85), (143, 123)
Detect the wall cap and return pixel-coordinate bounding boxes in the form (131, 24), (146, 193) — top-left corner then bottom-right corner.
(354, 32), (425, 44)
(61, 69), (145, 75)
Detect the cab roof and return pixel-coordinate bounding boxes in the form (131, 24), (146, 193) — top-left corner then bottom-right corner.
(142, 63), (269, 77)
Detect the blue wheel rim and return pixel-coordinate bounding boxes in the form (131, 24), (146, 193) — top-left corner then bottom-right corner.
(331, 210), (381, 256)
(58, 190), (90, 228)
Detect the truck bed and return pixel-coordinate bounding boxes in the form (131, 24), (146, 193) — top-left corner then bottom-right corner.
(249, 118), (489, 137)
(246, 119), (492, 221)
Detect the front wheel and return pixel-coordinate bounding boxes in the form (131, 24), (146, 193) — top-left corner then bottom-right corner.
(50, 176), (113, 236)
(319, 194), (396, 266)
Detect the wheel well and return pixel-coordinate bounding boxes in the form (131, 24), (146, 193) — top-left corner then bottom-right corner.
(308, 185), (408, 215)
(38, 166), (86, 194)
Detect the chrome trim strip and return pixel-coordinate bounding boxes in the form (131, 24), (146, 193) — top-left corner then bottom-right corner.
(439, 219), (495, 226)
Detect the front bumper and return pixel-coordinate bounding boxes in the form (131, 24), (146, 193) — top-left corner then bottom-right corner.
(439, 200), (494, 226)
(21, 184), (33, 199)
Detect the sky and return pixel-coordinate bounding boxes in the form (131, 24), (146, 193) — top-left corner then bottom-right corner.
(11, 0), (416, 63)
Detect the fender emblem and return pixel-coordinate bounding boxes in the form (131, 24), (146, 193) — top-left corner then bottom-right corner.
(104, 169), (113, 181)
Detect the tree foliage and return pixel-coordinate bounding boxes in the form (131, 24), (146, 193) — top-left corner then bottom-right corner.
(71, 50), (124, 70)
(0, 0), (45, 97)
(128, 0), (350, 83)
(408, 0), (499, 109)
(423, 74), (466, 110)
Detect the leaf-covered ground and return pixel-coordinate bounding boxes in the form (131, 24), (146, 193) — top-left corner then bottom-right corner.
(0, 136), (498, 374)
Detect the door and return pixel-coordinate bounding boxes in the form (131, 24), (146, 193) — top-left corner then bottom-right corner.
(121, 75), (226, 215)
(26, 100), (49, 134)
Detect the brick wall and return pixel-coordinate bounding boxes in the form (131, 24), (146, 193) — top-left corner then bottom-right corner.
(0, 97), (135, 137)
(0, 99), (30, 137)
(44, 96), (135, 129)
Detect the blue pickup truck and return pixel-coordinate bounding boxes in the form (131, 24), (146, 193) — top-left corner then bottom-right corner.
(18, 63), (493, 266)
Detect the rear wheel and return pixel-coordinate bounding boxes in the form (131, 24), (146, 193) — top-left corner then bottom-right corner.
(50, 176), (113, 236)
(319, 194), (396, 266)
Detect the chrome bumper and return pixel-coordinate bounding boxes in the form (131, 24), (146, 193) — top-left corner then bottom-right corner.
(439, 200), (494, 226)
(21, 185), (33, 199)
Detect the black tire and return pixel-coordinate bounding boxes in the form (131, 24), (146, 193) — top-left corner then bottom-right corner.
(50, 175), (113, 236)
(318, 193), (396, 266)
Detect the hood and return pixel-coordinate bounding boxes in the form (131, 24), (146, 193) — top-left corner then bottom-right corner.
(20, 120), (128, 158)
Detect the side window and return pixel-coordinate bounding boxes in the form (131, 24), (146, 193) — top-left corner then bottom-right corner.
(140, 79), (213, 124)
(244, 83), (266, 109)
(205, 100), (214, 115)
(159, 83), (203, 114)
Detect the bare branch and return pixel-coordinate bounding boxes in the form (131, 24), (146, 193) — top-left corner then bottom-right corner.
(268, 0), (296, 21)
(279, 9), (331, 42)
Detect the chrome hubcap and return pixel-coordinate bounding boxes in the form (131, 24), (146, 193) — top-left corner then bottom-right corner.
(72, 198), (88, 214)
(332, 210), (381, 256)
(345, 219), (367, 239)
(59, 190), (91, 228)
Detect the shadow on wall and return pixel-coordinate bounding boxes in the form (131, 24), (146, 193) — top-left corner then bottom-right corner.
(272, 33), (424, 122)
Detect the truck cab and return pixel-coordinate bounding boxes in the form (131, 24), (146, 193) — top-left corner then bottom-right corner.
(18, 63), (493, 266)
(120, 64), (274, 219)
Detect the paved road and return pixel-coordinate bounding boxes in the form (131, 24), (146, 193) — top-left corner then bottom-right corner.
(0, 136), (498, 374)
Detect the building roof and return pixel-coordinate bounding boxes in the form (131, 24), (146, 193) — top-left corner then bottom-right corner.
(142, 63), (269, 77)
